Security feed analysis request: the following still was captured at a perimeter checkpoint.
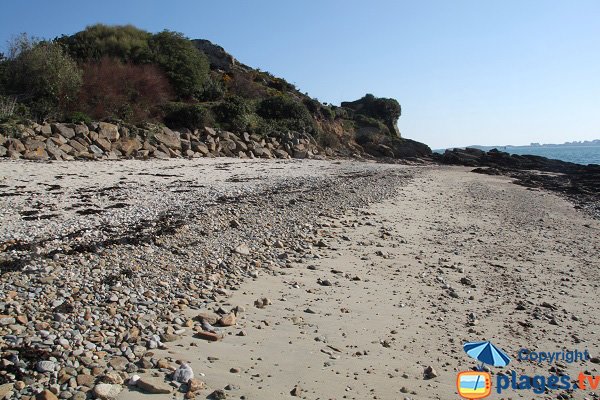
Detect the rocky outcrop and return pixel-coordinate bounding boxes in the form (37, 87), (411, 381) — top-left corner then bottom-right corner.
(0, 122), (320, 161)
(341, 94), (402, 137)
(192, 39), (250, 72)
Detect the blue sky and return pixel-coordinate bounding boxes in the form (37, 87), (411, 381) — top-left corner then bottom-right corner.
(1, 0), (599, 148)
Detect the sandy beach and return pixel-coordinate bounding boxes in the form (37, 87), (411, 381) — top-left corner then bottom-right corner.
(1, 159), (598, 400)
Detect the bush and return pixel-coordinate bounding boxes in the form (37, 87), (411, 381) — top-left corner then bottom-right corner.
(148, 30), (210, 99)
(5, 35), (82, 120)
(0, 95), (17, 119)
(227, 70), (267, 99)
(353, 114), (390, 135)
(317, 131), (341, 148)
(257, 96), (309, 120)
(197, 75), (225, 102)
(56, 24), (152, 63)
(162, 102), (213, 129)
(212, 96), (257, 132)
(256, 96), (316, 134)
(77, 57), (173, 122)
(66, 111), (92, 125)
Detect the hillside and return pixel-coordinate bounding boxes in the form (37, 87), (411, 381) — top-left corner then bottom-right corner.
(0, 24), (431, 160)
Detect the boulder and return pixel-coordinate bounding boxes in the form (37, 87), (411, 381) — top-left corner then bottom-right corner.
(0, 146), (6, 157)
(114, 138), (142, 156)
(191, 141), (209, 155)
(51, 123), (76, 139)
(39, 123), (52, 136)
(89, 145), (104, 156)
(68, 139), (86, 153)
(74, 124), (89, 136)
(154, 127), (181, 149)
(97, 122), (120, 141)
(274, 149), (290, 159)
(46, 142), (65, 160)
(8, 138), (25, 153)
(94, 137), (112, 152)
(23, 148), (49, 160)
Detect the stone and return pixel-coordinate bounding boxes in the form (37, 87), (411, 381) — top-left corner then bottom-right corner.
(93, 384), (122, 400)
(97, 122), (120, 141)
(68, 139), (86, 153)
(423, 366), (438, 379)
(218, 313), (236, 327)
(157, 358), (173, 369)
(101, 372), (124, 385)
(191, 141), (209, 155)
(290, 385), (303, 396)
(89, 145), (104, 156)
(154, 127), (181, 149)
(113, 138), (142, 156)
(173, 363), (194, 383)
(36, 390), (59, 400)
(36, 360), (56, 373)
(153, 150), (170, 159)
(194, 331), (222, 342)
(196, 312), (220, 325)
(94, 137), (112, 152)
(51, 123), (76, 139)
(188, 379), (205, 392)
(108, 356), (128, 371)
(0, 384), (13, 399)
(209, 389), (226, 400)
(74, 124), (89, 136)
(274, 149), (290, 159)
(8, 138), (25, 152)
(254, 297), (272, 308)
(76, 374), (94, 387)
(0, 146), (6, 157)
(23, 147), (49, 160)
(233, 244), (250, 255)
(136, 377), (172, 394)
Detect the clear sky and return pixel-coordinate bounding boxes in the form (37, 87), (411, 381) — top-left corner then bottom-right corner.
(1, 0), (599, 149)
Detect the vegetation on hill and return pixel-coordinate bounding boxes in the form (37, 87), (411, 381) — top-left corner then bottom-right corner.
(0, 24), (431, 158)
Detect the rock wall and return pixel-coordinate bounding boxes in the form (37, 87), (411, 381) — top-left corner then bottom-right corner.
(0, 122), (320, 161)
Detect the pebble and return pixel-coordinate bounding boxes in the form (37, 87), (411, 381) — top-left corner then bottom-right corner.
(173, 363), (194, 383)
(93, 384), (122, 400)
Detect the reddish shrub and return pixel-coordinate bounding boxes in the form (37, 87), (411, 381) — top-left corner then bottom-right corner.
(77, 57), (174, 122)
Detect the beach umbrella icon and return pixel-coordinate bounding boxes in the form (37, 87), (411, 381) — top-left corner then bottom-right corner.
(463, 341), (511, 368)
(461, 341), (511, 397)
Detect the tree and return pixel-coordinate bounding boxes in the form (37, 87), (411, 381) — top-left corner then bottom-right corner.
(148, 30), (209, 99)
(5, 34), (82, 119)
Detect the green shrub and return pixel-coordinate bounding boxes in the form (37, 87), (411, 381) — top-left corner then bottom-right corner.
(5, 35), (82, 120)
(353, 114), (390, 135)
(212, 96), (254, 131)
(0, 95), (17, 119)
(162, 102), (212, 129)
(198, 75), (225, 102)
(66, 111), (92, 125)
(317, 131), (341, 148)
(257, 96), (310, 120)
(148, 30), (209, 99)
(256, 96), (316, 134)
(56, 24), (152, 63)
